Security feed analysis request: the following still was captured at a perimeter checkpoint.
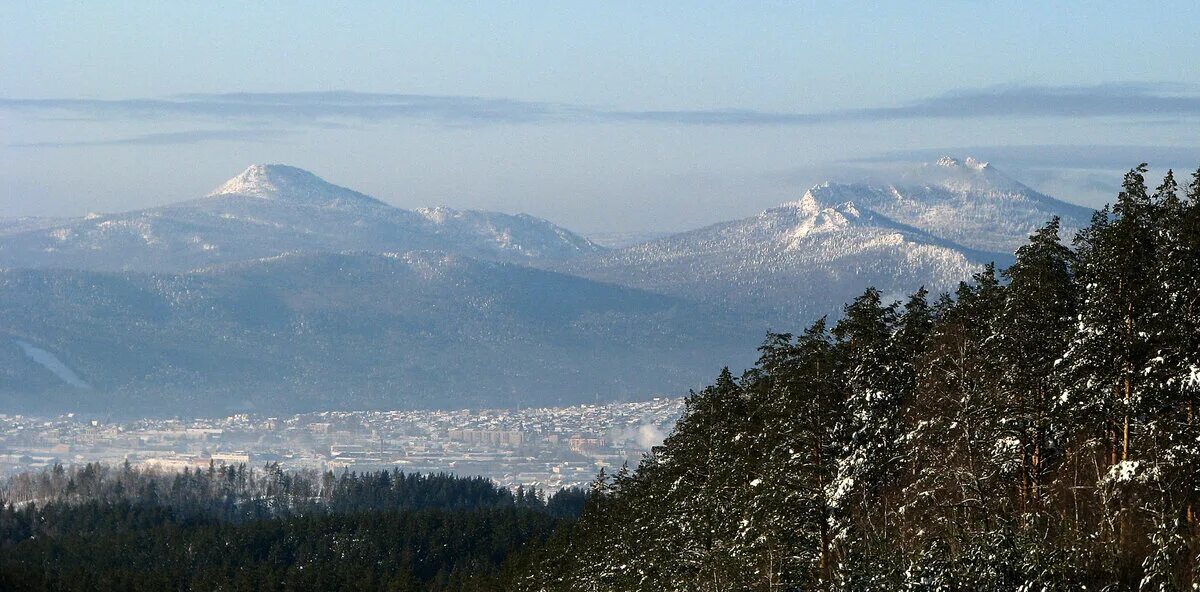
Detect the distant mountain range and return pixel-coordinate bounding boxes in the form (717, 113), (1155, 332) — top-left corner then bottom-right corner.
(804, 157), (1094, 253)
(0, 164), (604, 272)
(0, 159), (1096, 413)
(552, 157), (1094, 326)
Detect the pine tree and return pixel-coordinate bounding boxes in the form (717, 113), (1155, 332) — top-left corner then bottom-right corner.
(1141, 167), (1200, 587)
(893, 287), (934, 409)
(988, 217), (1080, 587)
(1065, 166), (1161, 469)
(996, 217), (1078, 514)
(904, 266), (1009, 588)
(830, 287), (905, 589)
(1059, 166), (1180, 580)
(1174, 170), (1200, 528)
(743, 321), (843, 589)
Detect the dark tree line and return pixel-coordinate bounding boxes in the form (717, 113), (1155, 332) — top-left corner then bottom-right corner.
(0, 463), (585, 591)
(1, 461), (585, 521)
(512, 166), (1200, 591)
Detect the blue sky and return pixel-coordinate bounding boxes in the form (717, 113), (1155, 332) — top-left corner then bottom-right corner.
(3, 2), (1199, 232)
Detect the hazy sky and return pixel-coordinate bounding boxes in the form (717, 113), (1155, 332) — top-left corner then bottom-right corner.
(3, 2), (1200, 232)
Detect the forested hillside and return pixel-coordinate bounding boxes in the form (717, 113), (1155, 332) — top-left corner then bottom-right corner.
(0, 464), (584, 591)
(514, 165), (1200, 590)
(0, 251), (753, 414)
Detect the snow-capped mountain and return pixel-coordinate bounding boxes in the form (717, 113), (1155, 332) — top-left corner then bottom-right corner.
(552, 158), (1091, 327)
(0, 164), (604, 272)
(0, 251), (753, 414)
(808, 156), (1094, 252)
(554, 194), (986, 327)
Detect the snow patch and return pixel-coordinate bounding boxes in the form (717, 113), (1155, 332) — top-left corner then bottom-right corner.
(13, 340), (92, 389)
(1100, 460), (1160, 486)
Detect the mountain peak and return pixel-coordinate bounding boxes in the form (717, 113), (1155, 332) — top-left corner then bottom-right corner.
(905, 155), (1022, 195)
(207, 164), (383, 207)
(415, 205), (461, 224)
(781, 183), (875, 216)
(935, 155), (990, 171)
(773, 156), (1093, 253)
(778, 189), (824, 215)
(766, 192), (875, 243)
(209, 164), (321, 197)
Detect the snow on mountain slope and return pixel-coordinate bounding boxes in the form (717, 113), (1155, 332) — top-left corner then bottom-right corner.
(0, 165), (604, 272)
(414, 206), (601, 259)
(554, 157), (1092, 327)
(555, 191), (991, 328)
(13, 339), (92, 390)
(207, 163), (390, 209)
(804, 156), (1094, 252)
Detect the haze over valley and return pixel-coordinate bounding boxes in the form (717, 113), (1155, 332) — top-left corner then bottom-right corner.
(0, 157), (1095, 415)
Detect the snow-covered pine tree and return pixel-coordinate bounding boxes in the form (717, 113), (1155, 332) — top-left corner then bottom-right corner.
(1155, 169), (1200, 512)
(830, 288), (906, 590)
(893, 287), (934, 417)
(741, 322), (844, 589)
(1134, 168), (1200, 590)
(993, 216), (1080, 586)
(621, 368), (753, 591)
(1173, 170), (1200, 535)
(903, 266), (1010, 589)
(996, 217), (1077, 514)
(1062, 166), (1171, 577)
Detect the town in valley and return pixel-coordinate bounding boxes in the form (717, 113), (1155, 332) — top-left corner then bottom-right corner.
(0, 397), (683, 492)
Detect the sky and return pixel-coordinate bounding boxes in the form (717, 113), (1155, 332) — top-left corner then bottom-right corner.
(3, 1), (1200, 233)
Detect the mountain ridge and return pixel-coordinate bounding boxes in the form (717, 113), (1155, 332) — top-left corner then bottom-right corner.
(550, 157), (1092, 326)
(0, 165), (605, 272)
(806, 155), (1095, 252)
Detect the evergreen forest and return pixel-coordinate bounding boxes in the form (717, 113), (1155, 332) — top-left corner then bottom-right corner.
(512, 165), (1200, 591)
(0, 462), (584, 591)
